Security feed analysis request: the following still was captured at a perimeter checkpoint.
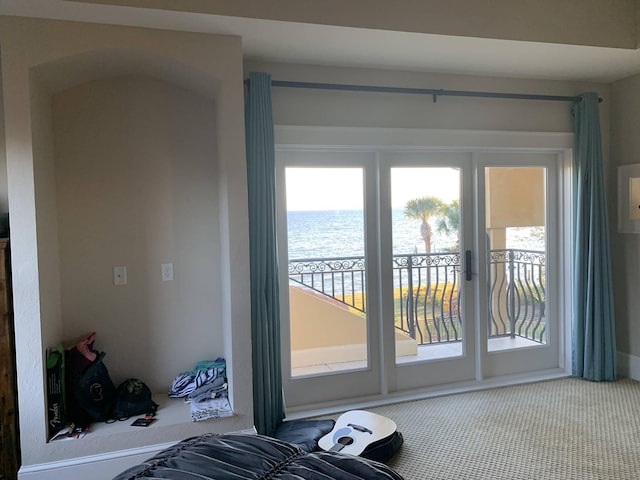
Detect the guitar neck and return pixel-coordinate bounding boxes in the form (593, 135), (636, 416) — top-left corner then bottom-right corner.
(329, 443), (346, 453)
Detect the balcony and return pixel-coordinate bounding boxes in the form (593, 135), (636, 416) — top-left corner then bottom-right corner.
(288, 249), (545, 375)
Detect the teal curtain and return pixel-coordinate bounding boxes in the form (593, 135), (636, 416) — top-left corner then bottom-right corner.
(245, 72), (285, 434)
(571, 92), (617, 381)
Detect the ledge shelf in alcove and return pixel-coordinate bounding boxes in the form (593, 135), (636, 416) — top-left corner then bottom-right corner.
(59, 395), (235, 439)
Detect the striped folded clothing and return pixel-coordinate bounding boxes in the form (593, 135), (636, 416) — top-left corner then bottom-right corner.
(169, 358), (226, 398)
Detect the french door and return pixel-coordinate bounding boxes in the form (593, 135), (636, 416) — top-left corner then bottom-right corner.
(277, 148), (563, 410)
(476, 153), (561, 378)
(380, 153), (476, 393)
(276, 151), (382, 407)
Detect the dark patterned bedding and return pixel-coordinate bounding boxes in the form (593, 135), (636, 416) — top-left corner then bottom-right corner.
(113, 433), (405, 479)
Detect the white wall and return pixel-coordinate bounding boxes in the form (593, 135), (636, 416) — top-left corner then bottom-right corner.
(30, 74), (64, 353)
(0, 16), (253, 470)
(52, 75), (223, 391)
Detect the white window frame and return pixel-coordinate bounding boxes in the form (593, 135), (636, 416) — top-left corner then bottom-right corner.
(276, 126), (574, 413)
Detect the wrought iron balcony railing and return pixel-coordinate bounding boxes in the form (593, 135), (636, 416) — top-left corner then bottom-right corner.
(288, 256), (366, 312)
(392, 252), (461, 345)
(487, 249), (546, 342)
(288, 248), (546, 346)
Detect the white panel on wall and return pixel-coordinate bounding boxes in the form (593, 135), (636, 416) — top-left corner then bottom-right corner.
(618, 163), (640, 233)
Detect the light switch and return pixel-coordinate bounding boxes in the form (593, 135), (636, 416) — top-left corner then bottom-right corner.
(162, 263), (174, 281)
(113, 266), (127, 286)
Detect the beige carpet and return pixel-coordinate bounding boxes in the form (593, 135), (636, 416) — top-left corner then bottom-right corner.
(324, 378), (640, 479)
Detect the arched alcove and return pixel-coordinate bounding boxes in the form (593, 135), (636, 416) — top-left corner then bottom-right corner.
(1, 18), (252, 472)
(31, 48), (228, 390)
(31, 48), (222, 99)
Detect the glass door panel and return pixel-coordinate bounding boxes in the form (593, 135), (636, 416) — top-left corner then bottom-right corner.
(285, 167), (368, 377)
(390, 167), (463, 365)
(382, 153), (475, 393)
(478, 153), (560, 380)
(485, 167), (547, 352)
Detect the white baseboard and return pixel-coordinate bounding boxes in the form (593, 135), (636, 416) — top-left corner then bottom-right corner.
(617, 351), (640, 381)
(18, 442), (175, 480)
(18, 427), (257, 480)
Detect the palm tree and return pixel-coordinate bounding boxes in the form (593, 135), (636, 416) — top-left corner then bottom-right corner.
(404, 196), (444, 339)
(404, 196), (444, 254)
(436, 200), (460, 250)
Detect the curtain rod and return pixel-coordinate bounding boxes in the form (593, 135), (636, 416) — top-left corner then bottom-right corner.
(263, 79), (601, 103)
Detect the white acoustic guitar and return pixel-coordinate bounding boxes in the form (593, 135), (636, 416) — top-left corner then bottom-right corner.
(318, 410), (397, 456)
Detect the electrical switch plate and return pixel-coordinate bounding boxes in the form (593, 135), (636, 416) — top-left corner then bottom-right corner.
(161, 263), (174, 281)
(113, 266), (127, 286)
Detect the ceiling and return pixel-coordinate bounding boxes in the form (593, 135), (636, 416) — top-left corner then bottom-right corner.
(2, 0), (640, 83)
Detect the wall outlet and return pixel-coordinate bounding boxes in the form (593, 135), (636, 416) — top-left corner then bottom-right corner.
(161, 263), (174, 281)
(113, 266), (127, 286)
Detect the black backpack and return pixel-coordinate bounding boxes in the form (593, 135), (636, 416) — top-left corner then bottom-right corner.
(112, 378), (158, 420)
(67, 351), (117, 424)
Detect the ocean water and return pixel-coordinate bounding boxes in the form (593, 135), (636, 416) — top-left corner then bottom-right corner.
(287, 209), (544, 260)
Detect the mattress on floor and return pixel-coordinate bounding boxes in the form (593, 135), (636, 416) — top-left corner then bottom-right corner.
(113, 432), (405, 480)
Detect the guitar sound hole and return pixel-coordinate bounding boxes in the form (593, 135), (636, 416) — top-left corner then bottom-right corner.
(337, 436), (354, 446)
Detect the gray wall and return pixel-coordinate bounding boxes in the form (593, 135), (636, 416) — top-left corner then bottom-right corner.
(611, 74), (640, 358)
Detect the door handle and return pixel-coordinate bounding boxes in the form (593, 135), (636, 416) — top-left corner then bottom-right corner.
(465, 250), (472, 281)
